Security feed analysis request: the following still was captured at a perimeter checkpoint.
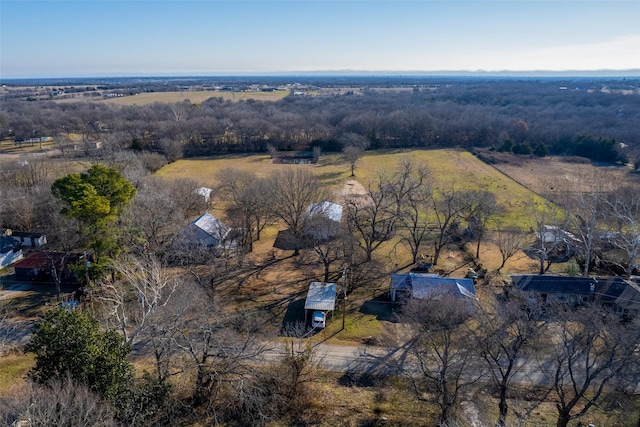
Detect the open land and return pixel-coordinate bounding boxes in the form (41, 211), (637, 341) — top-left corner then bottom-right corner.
(95, 90), (289, 106)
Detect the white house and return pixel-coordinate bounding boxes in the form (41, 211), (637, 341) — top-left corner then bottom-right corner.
(183, 212), (235, 250)
(7, 231), (47, 248)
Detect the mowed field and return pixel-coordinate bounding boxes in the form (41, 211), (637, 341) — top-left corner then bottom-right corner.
(95, 90), (288, 106)
(157, 149), (546, 230)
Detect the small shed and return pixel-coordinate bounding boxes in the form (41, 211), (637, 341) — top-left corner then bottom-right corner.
(304, 282), (337, 322)
(194, 187), (214, 203)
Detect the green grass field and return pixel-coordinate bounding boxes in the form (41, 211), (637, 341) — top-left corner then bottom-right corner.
(157, 149), (545, 230)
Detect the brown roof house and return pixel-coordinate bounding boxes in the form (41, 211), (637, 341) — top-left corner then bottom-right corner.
(13, 252), (83, 285)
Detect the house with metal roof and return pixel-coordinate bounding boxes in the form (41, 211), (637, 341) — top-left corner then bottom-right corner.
(595, 276), (640, 317)
(182, 212), (235, 250)
(304, 201), (343, 240)
(511, 274), (597, 304)
(390, 272), (476, 305)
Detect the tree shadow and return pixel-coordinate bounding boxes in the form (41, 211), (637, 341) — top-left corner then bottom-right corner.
(359, 293), (398, 323)
(279, 298), (307, 335)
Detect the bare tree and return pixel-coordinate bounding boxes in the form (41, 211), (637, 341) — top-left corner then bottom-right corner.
(345, 174), (397, 262)
(562, 170), (614, 276)
(3, 378), (117, 427)
(492, 228), (525, 273)
(543, 305), (640, 427)
(0, 302), (21, 355)
(342, 145), (365, 177)
(527, 199), (573, 275)
(303, 206), (350, 282)
(217, 168), (273, 251)
(458, 189), (503, 259)
(98, 253), (177, 346)
(173, 308), (268, 419)
(126, 175), (185, 256)
(568, 191), (606, 276)
(394, 160), (432, 264)
(430, 186), (466, 266)
(473, 291), (545, 427)
(268, 168), (328, 256)
(402, 296), (480, 425)
(604, 186), (640, 276)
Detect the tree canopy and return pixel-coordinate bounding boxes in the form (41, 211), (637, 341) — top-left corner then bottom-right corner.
(25, 307), (133, 403)
(51, 164), (136, 227)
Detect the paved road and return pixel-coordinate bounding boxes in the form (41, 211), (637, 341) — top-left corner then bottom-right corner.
(260, 339), (591, 390)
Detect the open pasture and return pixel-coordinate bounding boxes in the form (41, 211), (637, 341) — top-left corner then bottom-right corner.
(96, 90), (288, 106)
(492, 154), (640, 200)
(157, 149), (545, 229)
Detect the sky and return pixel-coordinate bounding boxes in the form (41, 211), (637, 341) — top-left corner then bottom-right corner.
(1, 0), (639, 78)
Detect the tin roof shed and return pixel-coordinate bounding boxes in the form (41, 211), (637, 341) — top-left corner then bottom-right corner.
(304, 281), (337, 312)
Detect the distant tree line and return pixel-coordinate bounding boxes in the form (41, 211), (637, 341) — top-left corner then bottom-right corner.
(1, 79), (638, 163)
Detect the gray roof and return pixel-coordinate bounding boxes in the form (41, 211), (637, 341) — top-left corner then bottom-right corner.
(192, 212), (229, 241)
(306, 201), (343, 223)
(614, 280), (640, 311)
(511, 275), (596, 295)
(304, 282), (337, 312)
(391, 273), (476, 300)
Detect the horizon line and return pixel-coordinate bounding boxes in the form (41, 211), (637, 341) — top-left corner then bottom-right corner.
(3, 68), (640, 81)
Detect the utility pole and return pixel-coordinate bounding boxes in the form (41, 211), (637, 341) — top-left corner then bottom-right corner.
(341, 268), (347, 330)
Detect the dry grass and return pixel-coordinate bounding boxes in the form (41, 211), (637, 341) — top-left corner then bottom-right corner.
(493, 155), (640, 201)
(95, 90), (287, 106)
(0, 353), (33, 394)
(158, 149), (545, 229)
(0, 137), (56, 154)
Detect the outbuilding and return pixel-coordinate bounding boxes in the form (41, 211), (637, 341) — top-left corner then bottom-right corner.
(304, 282), (337, 325)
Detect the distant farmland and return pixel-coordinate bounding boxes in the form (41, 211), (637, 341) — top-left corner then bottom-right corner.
(96, 90), (289, 105)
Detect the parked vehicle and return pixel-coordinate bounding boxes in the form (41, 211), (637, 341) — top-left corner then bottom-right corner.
(311, 311), (326, 329)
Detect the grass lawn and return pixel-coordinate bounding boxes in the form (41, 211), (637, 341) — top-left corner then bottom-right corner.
(155, 148), (559, 339)
(0, 353), (33, 394)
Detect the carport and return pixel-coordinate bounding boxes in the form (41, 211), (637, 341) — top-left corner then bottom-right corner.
(304, 281), (337, 323)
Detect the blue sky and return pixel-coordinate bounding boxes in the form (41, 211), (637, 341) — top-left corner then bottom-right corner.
(1, 0), (639, 78)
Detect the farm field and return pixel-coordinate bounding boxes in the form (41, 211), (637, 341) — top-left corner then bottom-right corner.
(491, 154), (640, 200)
(95, 90), (288, 106)
(157, 148), (547, 229)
